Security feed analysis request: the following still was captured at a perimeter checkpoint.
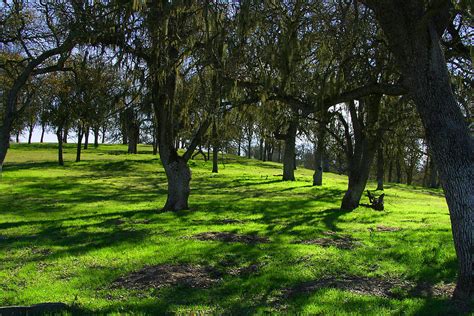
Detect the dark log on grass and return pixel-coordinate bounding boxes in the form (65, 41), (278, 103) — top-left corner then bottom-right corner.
(367, 190), (385, 211)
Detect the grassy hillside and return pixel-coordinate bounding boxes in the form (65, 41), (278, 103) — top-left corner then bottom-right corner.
(0, 144), (461, 315)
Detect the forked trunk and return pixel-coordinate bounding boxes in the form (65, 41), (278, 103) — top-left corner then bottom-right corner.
(341, 174), (369, 211)
(340, 145), (376, 210)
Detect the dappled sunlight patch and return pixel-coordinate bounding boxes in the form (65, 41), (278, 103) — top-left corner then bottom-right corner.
(111, 264), (222, 290)
(192, 232), (270, 244)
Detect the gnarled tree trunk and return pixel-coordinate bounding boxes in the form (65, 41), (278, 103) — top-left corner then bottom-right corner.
(162, 156), (191, 211)
(364, 0), (473, 300)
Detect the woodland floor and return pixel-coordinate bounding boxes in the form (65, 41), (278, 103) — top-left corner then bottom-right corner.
(0, 144), (468, 315)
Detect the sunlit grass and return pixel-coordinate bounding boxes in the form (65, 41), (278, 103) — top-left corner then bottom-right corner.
(0, 143), (459, 314)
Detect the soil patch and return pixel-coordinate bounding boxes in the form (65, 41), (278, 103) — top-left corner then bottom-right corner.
(375, 225), (402, 232)
(284, 276), (412, 298)
(111, 264), (222, 290)
(193, 232), (269, 244)
(410, 282), (456, 298)
(295, 231), (359, 249)
(284, 276), (455, 300)
(227, 263), (263, 276)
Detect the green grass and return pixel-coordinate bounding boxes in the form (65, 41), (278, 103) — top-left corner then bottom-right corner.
(0, 143), (463, 315)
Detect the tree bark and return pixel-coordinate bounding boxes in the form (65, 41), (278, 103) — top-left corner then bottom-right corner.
(16, 131), (20, 143)
(212, 121), (218, 173)
(28, 124), (34, 144)
(56, 128), (64, 166)
(0, 110), (14, 173)
(75, 125), (83, 162)
(277, 141), (282, 162)
(376, 143), (384, 190)
(341, 138), (378, 210)
(63, 127), (68, 143)
(247, 137), (251, 158)
(93, 127), (100, 148)
(40, 123), (45, 143)
(83, 127), (89, 149)
(364, 1), (474, 300)
(259, 137), (264, 161)
(162, 156), (191, 211)
(282, 120), (298, 181)
(429, 155), (439, 188)
(313, 122), (326, 186)
(395, 156), (402, 183)
(101, 125), (106, 144)
(340, 96), (382, 210)
(388, 159), (393, 183)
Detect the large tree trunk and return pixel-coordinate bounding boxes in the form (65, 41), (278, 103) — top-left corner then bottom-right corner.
(162, 156), (191, 211)
(410, 49), (474, 303)
(340, 96), (382, 210)
(428, 156), (439, 188)
(282, 120), (298, 181)
(376, 143), (384, 190)
(341, 138), (378, 210)
(366, 2), (473, 300)
(0, 110), (14, 173)
(76, 125), (83, 162)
